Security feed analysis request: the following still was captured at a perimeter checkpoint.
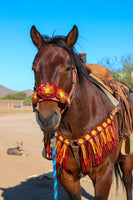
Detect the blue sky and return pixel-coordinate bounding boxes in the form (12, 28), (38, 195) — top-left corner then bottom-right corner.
(0, 0), (133, 91)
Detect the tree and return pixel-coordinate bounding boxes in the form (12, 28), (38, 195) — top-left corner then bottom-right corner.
(24, 95), (32, 105)
(120, 55), (133, 88)
(98, 55), (133, 88)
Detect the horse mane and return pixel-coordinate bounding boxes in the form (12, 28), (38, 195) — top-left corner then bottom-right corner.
(42, 35), (90, 82)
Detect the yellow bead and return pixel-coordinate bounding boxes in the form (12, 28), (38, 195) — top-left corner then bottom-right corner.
(97, 126), (102, 132)
(78, 138), (84, 144)
(91, 130), (97, 136)
(85, 134), (90, 140)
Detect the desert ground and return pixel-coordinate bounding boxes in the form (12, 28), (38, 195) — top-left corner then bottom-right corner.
(0, 107), (132, 200)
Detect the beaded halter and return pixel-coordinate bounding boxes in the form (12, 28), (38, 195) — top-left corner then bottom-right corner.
(32, 66), (77, 110)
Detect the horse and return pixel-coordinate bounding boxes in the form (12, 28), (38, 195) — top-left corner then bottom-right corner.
(30, 25), (133, 200)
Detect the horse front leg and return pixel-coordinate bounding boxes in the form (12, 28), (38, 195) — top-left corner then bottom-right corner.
(91, 160), (114, 200)
(57, 169), (81, 200)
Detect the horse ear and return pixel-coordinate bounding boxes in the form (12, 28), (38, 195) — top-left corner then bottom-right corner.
(30, 25), (45, 49)
(66, 25), (78, 49)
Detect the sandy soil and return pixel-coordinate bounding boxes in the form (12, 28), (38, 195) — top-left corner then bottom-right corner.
(0, 107), (132, 200)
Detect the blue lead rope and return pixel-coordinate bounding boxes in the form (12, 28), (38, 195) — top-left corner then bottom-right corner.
(50, 134), (58, 200)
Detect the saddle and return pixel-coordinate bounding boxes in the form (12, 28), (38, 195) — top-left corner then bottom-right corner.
(84, 62), (133, 155)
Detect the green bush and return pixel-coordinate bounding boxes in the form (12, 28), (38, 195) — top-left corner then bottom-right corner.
(1, 92), (27, 100)
(98, 55), (133, 88)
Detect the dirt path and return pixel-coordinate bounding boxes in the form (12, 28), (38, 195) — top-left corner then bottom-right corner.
(0, 109), (132, 199)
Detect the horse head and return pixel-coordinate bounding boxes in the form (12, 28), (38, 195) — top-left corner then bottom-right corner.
(31, 25), (78, 134)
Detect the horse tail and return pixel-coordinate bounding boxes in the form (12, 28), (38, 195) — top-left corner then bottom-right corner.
(114, 162), (124, 191)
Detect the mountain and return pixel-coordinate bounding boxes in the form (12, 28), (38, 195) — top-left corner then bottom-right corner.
(23, 89), (33, 96)
(0, 85), (33, 98)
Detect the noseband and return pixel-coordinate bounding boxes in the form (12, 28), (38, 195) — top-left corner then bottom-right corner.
(32, 66), (77, 112)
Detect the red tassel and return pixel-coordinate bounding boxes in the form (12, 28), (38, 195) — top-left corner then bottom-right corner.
(88, 142), (93, 167)
(46, 145), (52, 159)
(55, 134), (64, 163)
(90, 130), (102, 157)
(97, 127), (109, 156)
(63, 148), (68, 171)
(77, 138), (88, 170)
(58, 139), (70, 166)
(55, 133), (70, 170)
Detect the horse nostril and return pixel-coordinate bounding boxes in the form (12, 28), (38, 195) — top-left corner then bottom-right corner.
(53, 111), (58, 117)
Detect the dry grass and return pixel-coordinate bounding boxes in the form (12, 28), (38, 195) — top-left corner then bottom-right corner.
(0, 106), (33, 116)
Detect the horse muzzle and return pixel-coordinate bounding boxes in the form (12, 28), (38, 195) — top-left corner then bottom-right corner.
(36, 109), (61, 134)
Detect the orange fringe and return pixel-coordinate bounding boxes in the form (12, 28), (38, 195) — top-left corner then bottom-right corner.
(49, 114), (117, 172)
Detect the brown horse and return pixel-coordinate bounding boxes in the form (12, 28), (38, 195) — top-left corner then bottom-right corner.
(30, 25), (133, 200)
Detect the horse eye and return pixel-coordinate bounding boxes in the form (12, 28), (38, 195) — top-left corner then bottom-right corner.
(65, 67), (71, 72)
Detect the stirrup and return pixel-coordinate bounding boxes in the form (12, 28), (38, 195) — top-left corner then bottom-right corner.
(121, 137), (130, 155)
(121, 133), (133, 155)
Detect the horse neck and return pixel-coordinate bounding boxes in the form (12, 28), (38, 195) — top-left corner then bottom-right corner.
(59, 76), (113, 140)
